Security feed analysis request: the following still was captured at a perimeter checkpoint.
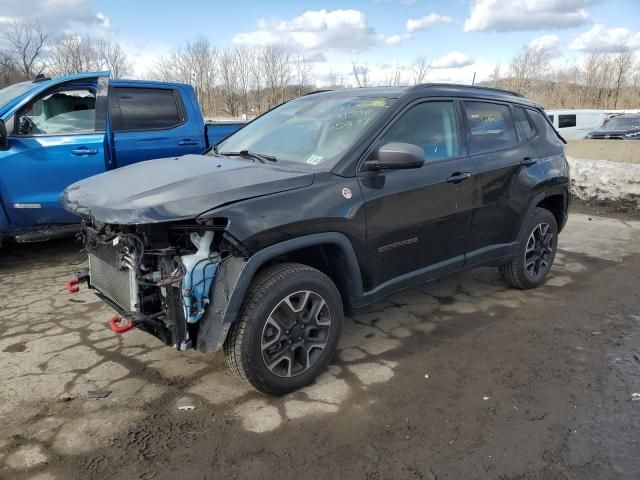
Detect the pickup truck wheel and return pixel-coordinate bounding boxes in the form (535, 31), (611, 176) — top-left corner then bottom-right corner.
(223, 263), (343, 395)
(499, 207), (558, 290)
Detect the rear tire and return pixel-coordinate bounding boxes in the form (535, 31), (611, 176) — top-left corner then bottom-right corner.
(500, 208), (558, 290)
(223, 262), (343, 395)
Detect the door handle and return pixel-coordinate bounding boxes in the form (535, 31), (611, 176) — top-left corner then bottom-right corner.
(178, 139), (200, 146)
(520, 157), (537, 166)
(71, 148), (98, 156)
(446, 172), (471, 184)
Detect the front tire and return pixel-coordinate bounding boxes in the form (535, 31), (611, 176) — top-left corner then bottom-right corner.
(223, 263), (343, 395)
(500, 207), (558, 290)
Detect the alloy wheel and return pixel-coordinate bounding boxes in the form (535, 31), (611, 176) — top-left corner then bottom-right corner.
(260, 290), (331, 378)
(525, 222), (554, 279)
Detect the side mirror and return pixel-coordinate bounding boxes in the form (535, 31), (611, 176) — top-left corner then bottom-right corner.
(365, 142), (425, 171)
(0, 120), (8, 151)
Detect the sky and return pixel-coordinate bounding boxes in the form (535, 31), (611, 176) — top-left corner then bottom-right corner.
(1, 0), (640, 85)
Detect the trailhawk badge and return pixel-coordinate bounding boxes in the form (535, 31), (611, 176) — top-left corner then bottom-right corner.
(341, 187), (352, 199)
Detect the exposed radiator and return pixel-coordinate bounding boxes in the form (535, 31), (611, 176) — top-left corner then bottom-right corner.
(88, 243), (138, 312)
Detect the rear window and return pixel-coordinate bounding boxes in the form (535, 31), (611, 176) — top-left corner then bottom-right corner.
(558, 114), (576, 128)
(463, 101), (518, 154)
(110, 87), (183, 131)
(513, 107), (534, 140)
(529, 110), (563, 146)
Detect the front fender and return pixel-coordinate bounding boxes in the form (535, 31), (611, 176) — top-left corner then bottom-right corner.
(196, 232), (363, 353)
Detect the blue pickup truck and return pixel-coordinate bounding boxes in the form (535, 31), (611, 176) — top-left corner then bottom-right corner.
(0, 71), (244, 244)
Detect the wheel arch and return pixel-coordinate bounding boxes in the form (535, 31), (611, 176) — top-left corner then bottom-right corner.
(196, 232), (363, 353)
(536, 193), (568, 232)
(517, 189), (568, 244)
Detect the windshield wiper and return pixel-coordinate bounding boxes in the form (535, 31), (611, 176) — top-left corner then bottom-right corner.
(220, 150), (277, 163)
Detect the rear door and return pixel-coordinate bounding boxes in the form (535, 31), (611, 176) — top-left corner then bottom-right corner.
(1, 76), (108, 227)
(109, 86), (205, 167)
(462, 100), (539, 265)
(358, 99), (473, 288)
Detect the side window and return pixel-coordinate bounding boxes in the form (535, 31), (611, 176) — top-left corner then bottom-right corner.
(558, 114), (576, 128)
(548, 114), (554, 124)
(14, 85), (97, 136)
(529, 110), (563, 146)
(379, 101), (460, 161)
(513, 107), (534, 140)
(463, 101), (518, 154)
(110, 87), (183, 132)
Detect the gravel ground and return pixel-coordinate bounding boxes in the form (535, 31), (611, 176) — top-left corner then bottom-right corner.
(1, 208), (639, 480)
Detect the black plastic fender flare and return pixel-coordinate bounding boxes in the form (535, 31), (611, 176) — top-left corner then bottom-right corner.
(196, 232), (363, 353)
(516, 189), (568, 245)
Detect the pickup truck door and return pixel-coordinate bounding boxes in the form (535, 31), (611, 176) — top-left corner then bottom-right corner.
(0, 75), (109, 229)
(108, 85), (206, 167)
(358, 100), (473, 289)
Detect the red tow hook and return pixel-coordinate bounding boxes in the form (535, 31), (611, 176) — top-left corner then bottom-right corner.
(66, 277), (80, 293)
(108, 316), (135, 334)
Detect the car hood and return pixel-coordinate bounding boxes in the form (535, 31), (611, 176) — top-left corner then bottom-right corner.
(62, 154), (315, 224)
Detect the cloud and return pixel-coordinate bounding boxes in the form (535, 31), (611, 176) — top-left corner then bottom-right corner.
(570, 24), (640, 52)
(385, 35), (403, 46)
(464, 0), (595, 32)
(406, 13), (453, 33)
(432, 51), (475, 69)
(0, 0), (110, 33)
(233, 9), (379, 54)
(528, 34), (562, 56)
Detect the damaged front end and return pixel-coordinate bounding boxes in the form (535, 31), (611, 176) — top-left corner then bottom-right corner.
(71, 218), (243, 352)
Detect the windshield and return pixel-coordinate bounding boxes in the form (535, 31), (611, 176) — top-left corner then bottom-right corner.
(604, 115), (640, 130)
(0, 82), (36, 110)
(216, 95), (396, 168)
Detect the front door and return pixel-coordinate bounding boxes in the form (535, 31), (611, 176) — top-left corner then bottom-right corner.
(0, 77), (108, 228)
(358, 100), (473, 292)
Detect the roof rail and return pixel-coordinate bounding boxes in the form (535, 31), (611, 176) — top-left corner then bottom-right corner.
(409, 83), (525, 98)
(301, 89), (333, 96)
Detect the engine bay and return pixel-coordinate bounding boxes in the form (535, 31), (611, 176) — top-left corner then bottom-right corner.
(80, 219), (232, 350)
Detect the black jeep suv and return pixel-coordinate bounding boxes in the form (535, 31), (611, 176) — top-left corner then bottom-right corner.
(63, 84), (569, 395)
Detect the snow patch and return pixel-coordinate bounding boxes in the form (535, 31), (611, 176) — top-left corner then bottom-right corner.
(568, 157), (640, 208)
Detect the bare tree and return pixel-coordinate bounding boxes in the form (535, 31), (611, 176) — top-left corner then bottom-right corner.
(94, 38), (132, 79)
(383, 62), (409, 87)
(488, 62), (501, 87)
(219, 47), (240, 116)
(611, 45), (635, 108)
(234, 45), (253, 116)
(47, 36), (99, 77)
(47, 35), (132, 79)
(327, 69), (338, 89)
(411, 55), (431, 85)
(261, 44), (291, 108)
(248, 47), (264, 114)
(149, 37), (218, 115)
(582, 52), (612, 108)
(0, 21), (47, 78)
(0, 54), (22, 87)
(186, 37), (218, 113)
(292, 52), (314, 96)
(351, 60), (369, 87)
(508, 44), (552, 96)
